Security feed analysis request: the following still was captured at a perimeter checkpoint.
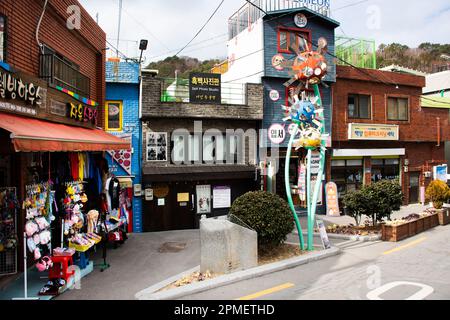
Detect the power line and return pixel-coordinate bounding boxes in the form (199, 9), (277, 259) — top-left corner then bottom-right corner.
(174, 0), (226, 57)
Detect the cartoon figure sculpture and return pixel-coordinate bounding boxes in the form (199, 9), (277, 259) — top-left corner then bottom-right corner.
(281, 37), (329, 251)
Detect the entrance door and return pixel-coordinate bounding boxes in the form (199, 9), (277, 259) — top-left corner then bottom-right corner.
(409, 172), (420, 204)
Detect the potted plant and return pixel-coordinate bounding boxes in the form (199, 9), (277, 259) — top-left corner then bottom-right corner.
(425, 180), (450, 225)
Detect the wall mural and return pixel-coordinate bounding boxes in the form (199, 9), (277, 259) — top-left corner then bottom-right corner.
(280, 36), (329, 251)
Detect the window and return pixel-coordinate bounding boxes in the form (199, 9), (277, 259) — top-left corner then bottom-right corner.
(371, 158), (400, 182)
(105, 101), (123, 131)
(0, 15), (6, 62)
(171, 132), (244, 164)
(348, 94), (371, 119)
(238, 8), (249, 33)
(331, 159), (363, 199)
(388, 97), (408, 121)
(278, 28), (310, 54)
(147, 132), (167, 161)
(228, 17), (238, 40)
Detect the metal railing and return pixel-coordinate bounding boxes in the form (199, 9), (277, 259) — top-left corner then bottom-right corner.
(160, 78), (247, 105)
(39, 54), (90, 97)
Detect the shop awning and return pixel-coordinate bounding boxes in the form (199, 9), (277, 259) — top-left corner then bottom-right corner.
(0, 113), (130, 152)
(421, 96), (450, 109)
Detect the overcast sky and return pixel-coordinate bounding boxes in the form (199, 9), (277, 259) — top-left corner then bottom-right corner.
(78, 0), (450, 63)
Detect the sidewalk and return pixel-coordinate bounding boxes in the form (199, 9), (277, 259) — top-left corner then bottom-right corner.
(298, 203), (429, 229)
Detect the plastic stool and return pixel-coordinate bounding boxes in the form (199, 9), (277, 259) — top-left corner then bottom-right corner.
(48, 256), (75, 282)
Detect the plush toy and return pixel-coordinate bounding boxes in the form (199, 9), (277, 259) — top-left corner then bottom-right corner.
(36, 256), (53, 272)
(35, 217), (50, 230)
(25, 221), (39, 237)
(27, 237), (36, 253)
(39, 230), (51, 245)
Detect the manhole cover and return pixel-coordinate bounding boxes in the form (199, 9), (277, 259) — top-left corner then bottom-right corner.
(158, 242), (187, 253)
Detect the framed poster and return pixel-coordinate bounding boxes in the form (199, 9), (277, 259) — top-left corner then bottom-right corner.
(196, 185), (211, 214)
(213, 186), (231, 209)
(146, 132), (167, 161)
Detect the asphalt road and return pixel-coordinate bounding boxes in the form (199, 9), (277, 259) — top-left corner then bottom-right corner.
(181, 224), (450, 300)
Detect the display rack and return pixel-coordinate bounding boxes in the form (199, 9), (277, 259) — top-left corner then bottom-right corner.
(0, 187), (18, 276)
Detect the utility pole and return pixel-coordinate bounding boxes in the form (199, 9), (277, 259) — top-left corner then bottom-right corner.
(116, 0), (123, 58)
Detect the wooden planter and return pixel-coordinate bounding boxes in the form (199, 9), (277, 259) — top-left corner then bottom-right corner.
(382, 213), (439, 242)
(437, 209), (450, 225)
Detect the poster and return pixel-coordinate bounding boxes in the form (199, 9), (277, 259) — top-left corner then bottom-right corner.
(213, 186), (231, 209)
(147, 132), (167, 161)
(196, 185), (211, 214)
(177, 193), (189, 202)
(107, 134), (132, 175)
(433, 164), (448, 182)
(325, 182), (340, 217)
(298, 161), (306, 201)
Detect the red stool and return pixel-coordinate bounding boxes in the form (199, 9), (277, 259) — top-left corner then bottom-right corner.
(48, 256), (75, 282)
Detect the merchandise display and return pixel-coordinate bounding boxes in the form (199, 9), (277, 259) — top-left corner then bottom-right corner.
(0, 188), (18, 275)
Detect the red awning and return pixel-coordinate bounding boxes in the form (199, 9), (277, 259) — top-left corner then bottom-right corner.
(0, 113), (130, 152)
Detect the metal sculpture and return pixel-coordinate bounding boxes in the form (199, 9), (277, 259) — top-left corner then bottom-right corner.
(281, 37), (329, 251)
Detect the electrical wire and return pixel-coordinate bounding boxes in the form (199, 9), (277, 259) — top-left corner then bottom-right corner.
(174, 0), (226, 57)
(35, 0), (49, 55)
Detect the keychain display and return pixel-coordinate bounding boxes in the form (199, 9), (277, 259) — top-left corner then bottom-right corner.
(23, 183), (54, 271)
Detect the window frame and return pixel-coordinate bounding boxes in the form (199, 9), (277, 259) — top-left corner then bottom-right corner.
(387, 96), (409, 121)
(0, 14), (7, 63)
(347, 93), (372, 119)
(105, 101), (123, 131)
(277, 27), (311, 54)
(146, 132), (168, 162)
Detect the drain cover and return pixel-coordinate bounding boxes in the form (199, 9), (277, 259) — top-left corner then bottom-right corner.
(158, 242), (187, 253)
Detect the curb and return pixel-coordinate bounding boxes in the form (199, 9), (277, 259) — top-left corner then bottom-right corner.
(135, 246), (341, 300)
(294, 230), (381, 242)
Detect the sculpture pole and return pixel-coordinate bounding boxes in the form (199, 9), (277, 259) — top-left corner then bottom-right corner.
(284, 123), (305, 250)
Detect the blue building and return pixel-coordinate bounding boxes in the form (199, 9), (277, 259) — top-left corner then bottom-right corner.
(222, 0), (339, 211)
(105, 60), (143, 232)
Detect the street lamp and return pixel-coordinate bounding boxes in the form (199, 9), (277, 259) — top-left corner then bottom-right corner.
(139, 39), (148, 65)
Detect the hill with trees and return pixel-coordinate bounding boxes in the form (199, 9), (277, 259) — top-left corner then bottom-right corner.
(145, 56), (221, 78)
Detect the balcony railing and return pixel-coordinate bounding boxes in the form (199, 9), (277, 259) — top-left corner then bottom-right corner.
(39, 54), (90, 97)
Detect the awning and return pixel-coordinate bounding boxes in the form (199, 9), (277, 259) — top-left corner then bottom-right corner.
(332, 148), (405, 157)
(0, 113), (130, 152)
(421, 96), (450, 109)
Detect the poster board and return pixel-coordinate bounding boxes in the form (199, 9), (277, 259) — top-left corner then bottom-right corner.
(196, 185), (211, 214)
(325, 182), (340, 217)
(213, 186), (231, 209)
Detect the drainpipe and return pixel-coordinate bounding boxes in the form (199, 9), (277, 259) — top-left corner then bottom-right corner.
(437, 117), (441, 147)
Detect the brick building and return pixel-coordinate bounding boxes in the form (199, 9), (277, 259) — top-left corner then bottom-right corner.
(140, 72), (263, 231)
(0, 1), (128, 275)
(329, 65), (450, 206)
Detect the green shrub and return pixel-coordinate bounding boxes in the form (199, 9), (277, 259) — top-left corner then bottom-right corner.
(229, 191), (294, 249)
(426, 180), (450, 209)
(343, 180), (403, 226)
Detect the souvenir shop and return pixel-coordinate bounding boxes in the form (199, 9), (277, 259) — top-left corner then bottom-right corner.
(0, 67), (131, 298)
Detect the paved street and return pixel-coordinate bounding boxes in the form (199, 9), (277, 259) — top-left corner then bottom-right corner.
(182, 224), (450, 300)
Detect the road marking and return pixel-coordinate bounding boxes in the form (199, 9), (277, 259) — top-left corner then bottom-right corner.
(367, 281), (434, 300)
(236, 283), (295, 300)
(382, 237), (426, 255)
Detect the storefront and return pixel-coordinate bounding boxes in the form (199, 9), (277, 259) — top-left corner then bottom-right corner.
(0, 66), (130, 297)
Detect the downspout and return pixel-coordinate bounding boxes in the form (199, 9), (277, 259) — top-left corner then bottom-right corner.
(437, 117), (441, 147)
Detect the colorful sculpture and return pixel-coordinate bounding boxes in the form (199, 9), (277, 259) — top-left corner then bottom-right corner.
(281, 37), (329, 251)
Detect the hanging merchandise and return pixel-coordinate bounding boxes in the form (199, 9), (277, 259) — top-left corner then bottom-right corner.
(23, 182), (54, 271)
(0, 188), (18, 275)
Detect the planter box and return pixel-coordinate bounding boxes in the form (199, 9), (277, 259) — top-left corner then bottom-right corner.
(382, 213), (439, 242)
(437, 209), (450, 226)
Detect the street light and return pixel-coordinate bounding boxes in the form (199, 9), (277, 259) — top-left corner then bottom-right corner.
(139, 39), (148, 64)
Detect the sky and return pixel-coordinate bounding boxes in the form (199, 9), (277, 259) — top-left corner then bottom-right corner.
(78, 0), (450, 64)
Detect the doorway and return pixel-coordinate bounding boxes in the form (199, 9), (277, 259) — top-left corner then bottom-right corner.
(409, 172), (420, 204)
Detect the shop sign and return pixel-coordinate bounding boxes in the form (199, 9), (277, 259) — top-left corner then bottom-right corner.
(158, 198), (165, 206)
(0, 101), (37, 115)
(325, 182), (340, 217)
(68, 102), (98, 124)
(298, 161), (306, 201)
(177, 193), (189, 202)
(213, 186), (231, 209)
(189, 72), (221, 104)
(348, 123), (399, 141)
(294, 13), (308, 28)
(309, 151), (321, 175)
(310, 176), (323, 204)
(271, 54), (284, 71)
(0, 70), (43, 106)
(196, 185), (211, 214)
(269, 89), (280, 101)
(107, 134), (132, 175)
(268, 123), (286, 144)
(433, 164), (448, 182)
(153, 184), (169, 198)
